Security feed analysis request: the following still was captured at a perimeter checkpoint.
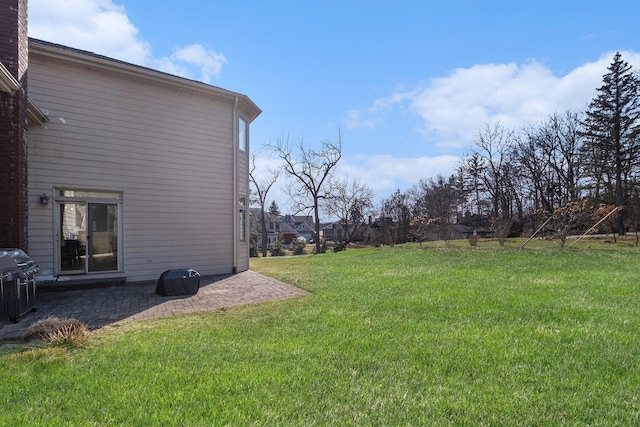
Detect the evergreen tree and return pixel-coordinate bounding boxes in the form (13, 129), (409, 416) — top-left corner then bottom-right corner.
(268, 200), (281, 217)
(580, 52), (640, 235)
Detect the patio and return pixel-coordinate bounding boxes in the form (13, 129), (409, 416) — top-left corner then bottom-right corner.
(0, 270), (309, 341)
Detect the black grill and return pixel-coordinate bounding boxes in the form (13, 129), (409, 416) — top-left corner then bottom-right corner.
(156, 269), (200, 296)
(0, 248), (39, 323)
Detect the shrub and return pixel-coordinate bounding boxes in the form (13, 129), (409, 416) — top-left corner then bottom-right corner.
(491, 216), (512, 246)
(23, 317), (89, 346)
(292, 240), (307, 255)
(47, 324), (90, 346)
(249, 240), (259, 258)
(269, 240), (286, 256)
(333, 241), (347, 252)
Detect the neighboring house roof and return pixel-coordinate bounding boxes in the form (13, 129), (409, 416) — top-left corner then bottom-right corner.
(249, 207), (267, 217)
(283, 214), (315, 233)
(249, 209), (282, 228)
(289, 215), (314, 224)
(249, 209), (298, 236)
(28, 38), (261, 123)
(280, 222), (298, 235)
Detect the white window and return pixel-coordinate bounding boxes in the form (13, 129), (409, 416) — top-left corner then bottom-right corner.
(238, 117), (247, 152)
(239, 196), (246, 242)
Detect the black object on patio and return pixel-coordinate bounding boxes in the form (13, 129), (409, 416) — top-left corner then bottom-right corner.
(0, 248), (39, 322)
(155, 269), (200, 296)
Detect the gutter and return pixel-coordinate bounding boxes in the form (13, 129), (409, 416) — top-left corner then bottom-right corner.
(232, 96), (238, 274)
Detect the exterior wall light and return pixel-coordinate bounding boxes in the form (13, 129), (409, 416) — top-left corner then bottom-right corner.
(39, 193), (49, 205)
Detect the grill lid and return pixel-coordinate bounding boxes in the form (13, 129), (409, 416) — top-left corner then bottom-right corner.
(0, 248), (37, 272)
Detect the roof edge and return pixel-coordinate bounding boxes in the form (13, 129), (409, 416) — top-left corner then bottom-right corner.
(27, 97), (49, 127)
(0, 61), (21, 92)
(28, 38), (261, 121)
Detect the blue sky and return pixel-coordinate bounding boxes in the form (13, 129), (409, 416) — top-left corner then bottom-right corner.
(28, 0), (640, 212)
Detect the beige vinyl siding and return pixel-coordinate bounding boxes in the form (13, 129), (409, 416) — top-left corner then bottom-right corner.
(27, 42), (257, 282)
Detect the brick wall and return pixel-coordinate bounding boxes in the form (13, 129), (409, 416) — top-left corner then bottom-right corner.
(0, 0), (29, 250)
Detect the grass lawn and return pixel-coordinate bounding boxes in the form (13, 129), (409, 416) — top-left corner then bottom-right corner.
(2, 242), (640, 425)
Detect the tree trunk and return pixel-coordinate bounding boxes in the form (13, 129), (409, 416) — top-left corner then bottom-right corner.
(616, 139), (625, 235)
(314, 202), (322, 254)
(260, 211), (268, 257)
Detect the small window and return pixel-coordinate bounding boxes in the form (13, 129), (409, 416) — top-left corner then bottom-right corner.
(239, 196), (246, 242)
(238, 117), (247, 152)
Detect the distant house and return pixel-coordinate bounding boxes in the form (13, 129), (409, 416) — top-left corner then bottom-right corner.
(250, 209), (298, 249)
(0, 1), (261, 284)
(321, 222), (344, 242)
(321, 220), (371, 243)
(282, 215), (316, 242)
(449, 224), (491, 240)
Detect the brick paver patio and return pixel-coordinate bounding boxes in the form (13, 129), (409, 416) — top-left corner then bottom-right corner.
(0, 270), (309, 341)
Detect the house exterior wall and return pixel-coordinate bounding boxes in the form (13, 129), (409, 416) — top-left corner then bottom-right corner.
(26, 40), (259, 283)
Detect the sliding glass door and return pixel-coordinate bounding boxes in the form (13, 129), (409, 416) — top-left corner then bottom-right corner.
(56, 190), (121, 275)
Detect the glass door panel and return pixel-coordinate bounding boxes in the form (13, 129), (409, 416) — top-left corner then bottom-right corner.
(88, 204), (118, 272)
(59, 203), (87, 272)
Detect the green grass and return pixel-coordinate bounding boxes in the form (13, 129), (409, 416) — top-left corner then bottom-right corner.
(2, 243), (640, 425)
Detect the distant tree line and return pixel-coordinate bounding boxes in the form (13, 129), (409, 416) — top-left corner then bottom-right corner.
(379, 52), (640, 244)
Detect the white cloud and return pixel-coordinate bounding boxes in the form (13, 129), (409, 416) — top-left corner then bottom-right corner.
(344, 109), (376, 129)
(368, 91), (416, 113)
(28, 0), (226, 82)
(166, 44), (227, 83)
(348, 51), (640, 149)
(28, 0), (151, 65)
(338, 154), (461, 197)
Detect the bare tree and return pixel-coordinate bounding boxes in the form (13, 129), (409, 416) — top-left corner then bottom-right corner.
(249, 151), (279, 257)
(516, 111), (584, 214)
(409, 216), (430, 245)
(268, 132), (342, 254)
(414, 175), (461, 243)
(550, 200), (616, 247)
(379, 189), (412, 244)
(323, 177), (374, 246)
(491, 216), (513, 246)
(473, 122), (517, 218)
